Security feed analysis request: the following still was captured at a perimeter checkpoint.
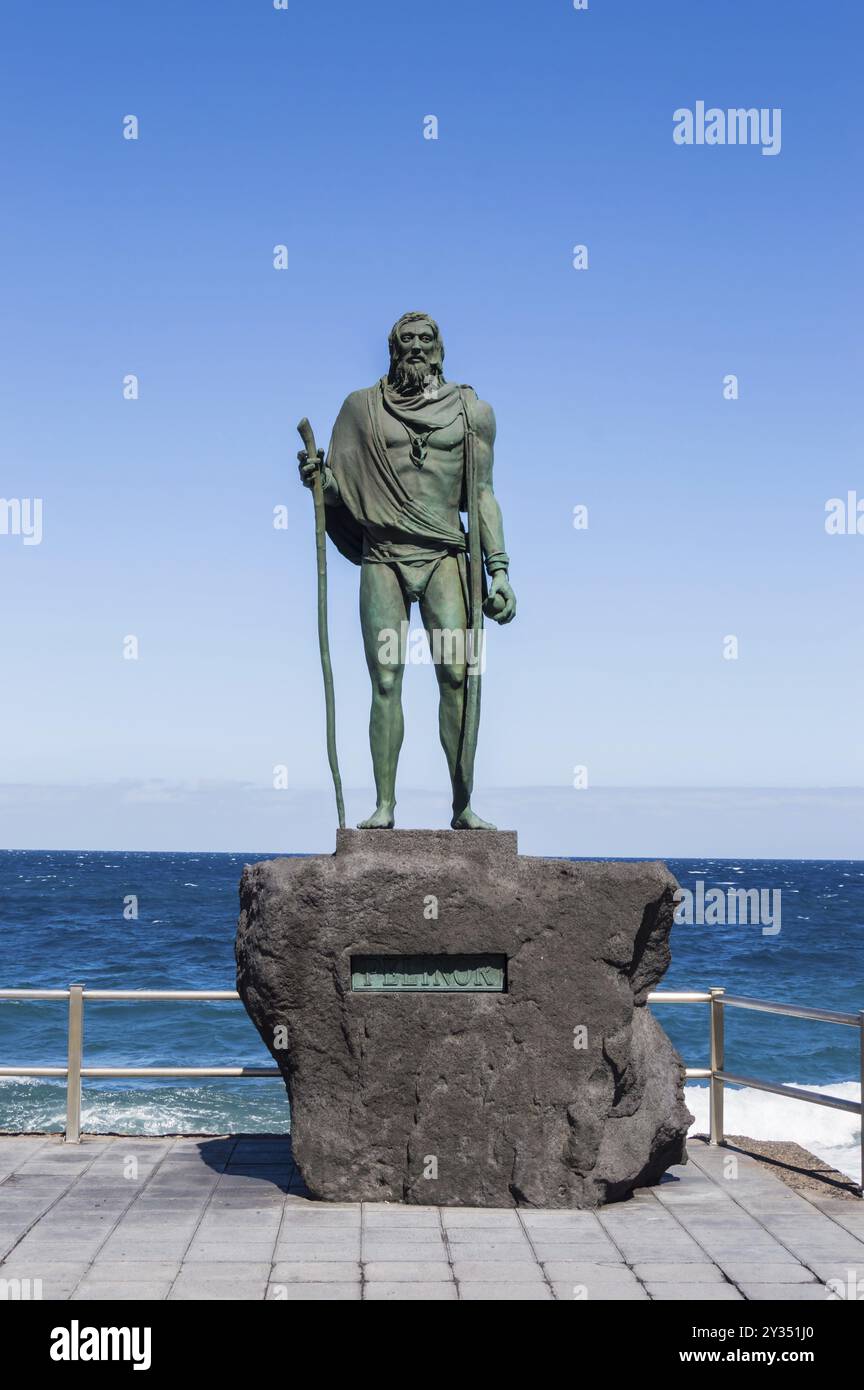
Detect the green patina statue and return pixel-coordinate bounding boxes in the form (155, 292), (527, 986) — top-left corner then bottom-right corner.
(298, 312), (516, 830)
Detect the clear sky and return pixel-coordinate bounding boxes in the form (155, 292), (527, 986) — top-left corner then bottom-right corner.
(1, 1), (862, 852)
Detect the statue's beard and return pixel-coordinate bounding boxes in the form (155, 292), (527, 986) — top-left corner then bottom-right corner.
(388, 359), (444, 395)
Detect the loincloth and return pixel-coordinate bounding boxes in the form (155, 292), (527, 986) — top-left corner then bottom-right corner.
(362, 534), (465, 604)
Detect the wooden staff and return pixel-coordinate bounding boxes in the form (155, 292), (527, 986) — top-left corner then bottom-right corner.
(297, 417), (346, 830)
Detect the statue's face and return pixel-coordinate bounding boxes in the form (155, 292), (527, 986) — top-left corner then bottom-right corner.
(393, 318), (442, 376)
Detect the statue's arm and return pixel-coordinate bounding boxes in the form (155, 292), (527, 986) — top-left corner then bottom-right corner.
(473, 401), (509, 576)
(472, 400), (516, 624)
(298, 447), (342, 503)
(320, 465), (342, 505)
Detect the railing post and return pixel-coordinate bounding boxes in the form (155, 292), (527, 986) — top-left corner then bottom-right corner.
(709, 987), (725, 1146)
(859, 1010), (864, 1196)
(65, 984), (84, 1144)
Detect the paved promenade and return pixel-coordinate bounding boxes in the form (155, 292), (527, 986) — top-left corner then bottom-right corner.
(1, 1135), (862, 1301)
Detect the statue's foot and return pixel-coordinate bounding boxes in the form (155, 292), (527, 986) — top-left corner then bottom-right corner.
(357, 804), (395, 829)
(451, 806), (497, 831)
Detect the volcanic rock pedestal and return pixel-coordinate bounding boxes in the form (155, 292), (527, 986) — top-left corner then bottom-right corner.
(235, 830), (691, 1208)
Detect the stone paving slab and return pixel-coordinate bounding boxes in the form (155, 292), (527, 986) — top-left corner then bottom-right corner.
(0, 1135), (860, 1301)
(365, 1281), (457, 1300)
(268, 1281), (361, 1300)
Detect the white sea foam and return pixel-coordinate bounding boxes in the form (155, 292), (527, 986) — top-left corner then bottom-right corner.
(685, 1081), (861, 1183)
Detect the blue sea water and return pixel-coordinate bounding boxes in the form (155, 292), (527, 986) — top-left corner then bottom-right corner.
(0, 852), (861, 1178)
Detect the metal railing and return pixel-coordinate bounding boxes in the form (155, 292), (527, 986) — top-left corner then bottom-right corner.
(0, 986), (279, 1144)
(1, 984), (861, 1189)
(652, 987), (863, 1191)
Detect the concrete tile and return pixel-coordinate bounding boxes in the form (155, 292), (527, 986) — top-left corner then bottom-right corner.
(193, 1210), (282, 1229)
(360, 1237), (447, 1262)
(278, 1209), (362, 1228)
(31, 1208), (120, 1228)
(15, 1157), (99, 1176)
(72, 1263), (178, 1300)
(271, 1261), (361, 1283)
(529, 1241), (623, 1262)
(717, 1261), (816, 1284)
(542, 1262), (643, 1289)
(184, 1242), (277, 1263)
(458, 1282), (552, 1300)
(96, 1239), (193, 1262)
(552, 1282), (649, 1301)
(739, 1283), (834, 1301)
(275, 1235), (361, 1257)
(168, 1262), (271, 1300)
(452, 1260), (543, 1283)
(446, 1232), (532, 1253)
(228, 1150), (293, 1164)
(599, 1237), (715, 1262)
(0, 1138), (54, 1157)
(806, 1260), (864, 1286)
(646, 1282), (743, 1300)
(268, 1281), (361, 1300)
(365, 1282), (457, 1300)
(632, 1261), (725, 1282)
(441, 1209), (522, 1229)
(363, 1202), (437, 1214)
(363, 1261), (453, 1282)
(222, 1168), (294, 1186)
(207, 1188), (286, 1204)
(0, 1177), (75, 1195)
(520, 1211), (605, 1228)
(781, 1245), (864, 1265)
(5, 1237), (106, 1263)
(364, 1209), (441, 1229)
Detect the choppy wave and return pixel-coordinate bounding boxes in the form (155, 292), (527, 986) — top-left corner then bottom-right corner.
(0, 1077), (290, 1137)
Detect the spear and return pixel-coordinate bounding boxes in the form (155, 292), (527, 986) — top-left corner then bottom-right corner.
(297, 417), (346, 830)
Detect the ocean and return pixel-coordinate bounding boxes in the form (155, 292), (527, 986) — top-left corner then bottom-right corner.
(1, 851), (861, 1182)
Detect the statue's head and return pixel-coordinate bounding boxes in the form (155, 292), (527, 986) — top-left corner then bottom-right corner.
(387, 312), (445, 393)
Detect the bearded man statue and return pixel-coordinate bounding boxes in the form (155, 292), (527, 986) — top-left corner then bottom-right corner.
(298, 311), (516, 829)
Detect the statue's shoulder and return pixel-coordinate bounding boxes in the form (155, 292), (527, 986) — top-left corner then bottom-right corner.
(459, 385), (496, 440)
(333, 384), (380, 430)
(340, 383), (379, 413)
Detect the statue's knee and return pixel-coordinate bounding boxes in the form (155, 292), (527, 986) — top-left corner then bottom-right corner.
(372, 665), (401, 698)
(438, 663), (465, 692)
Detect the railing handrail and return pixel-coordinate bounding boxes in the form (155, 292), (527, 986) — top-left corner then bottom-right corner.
(1, 984), (861, 1193)
(0, 988), (241, 1000)
(717, 993), (859, 1027)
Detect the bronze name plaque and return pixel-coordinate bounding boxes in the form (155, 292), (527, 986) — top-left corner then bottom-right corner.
(350, 954), (507, 993)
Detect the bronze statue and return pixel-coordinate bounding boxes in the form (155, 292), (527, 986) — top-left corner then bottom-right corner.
(298, 312), (516, 829)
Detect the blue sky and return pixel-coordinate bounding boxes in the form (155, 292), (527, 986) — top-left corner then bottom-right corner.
(1, 1), (862, 851)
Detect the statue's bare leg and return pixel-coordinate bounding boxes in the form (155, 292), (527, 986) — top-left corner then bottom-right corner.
(358, 561), (408, 828)
(420, 556), (496, 830)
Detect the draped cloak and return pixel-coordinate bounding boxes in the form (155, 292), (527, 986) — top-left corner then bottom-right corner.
(323, 378), (471, 566)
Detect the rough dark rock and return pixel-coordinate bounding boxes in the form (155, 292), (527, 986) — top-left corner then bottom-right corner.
(235, 830), (692, 1207)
